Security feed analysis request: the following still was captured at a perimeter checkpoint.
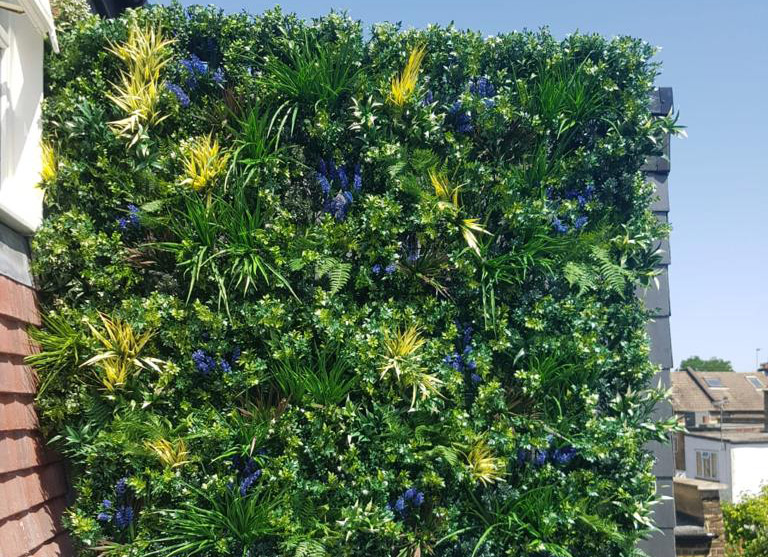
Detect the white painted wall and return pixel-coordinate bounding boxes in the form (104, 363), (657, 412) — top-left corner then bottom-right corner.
(0, 8), (48, 234)
(731, 445), (768, 503)
(683, 435), (733, 501)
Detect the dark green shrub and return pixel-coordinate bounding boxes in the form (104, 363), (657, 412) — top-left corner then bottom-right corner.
(34, 3), (682, 555)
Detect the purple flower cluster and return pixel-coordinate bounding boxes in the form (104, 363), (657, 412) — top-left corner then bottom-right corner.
(447, 101), (473, 134)
(117, 204), (140, 231)
(166, 53), (226, 108)
(96, 478), (134, 529)
(165, 82), (190, 107)
(231, 455), (263, 496)
(115, 477), (128, 496)
(388, 487), (424, 517)
(115, 505), (134, 529)
(316, 159), (362, 221)
(372, 262), (397, 276)
(548, 183), (595, 234)
(192, 349), (217, 374)
(468, 76), (496, 99)
(516, 446), (577, 468)
(193, 346), (240, 375)
(444, 326), (479, 383)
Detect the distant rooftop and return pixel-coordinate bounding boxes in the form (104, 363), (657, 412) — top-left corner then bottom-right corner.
(670, 369), (767, 413)
(685, 430), (768, 444)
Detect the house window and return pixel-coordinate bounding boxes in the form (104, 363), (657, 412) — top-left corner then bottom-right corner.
(695, 450), (719, 480)
(746, 376), (763, 389)
(704, 378), (724, 388)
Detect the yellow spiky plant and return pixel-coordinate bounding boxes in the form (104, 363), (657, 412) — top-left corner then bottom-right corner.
(180, 134), (230, 198)
(40, 141), (57, 183)
(429, 169), (490, 255)
(379, 325), (425, 380)
(107, 22), (174, 145)
(389, 45), (426, 107)
(466, 438), (505, 486)
(145, 437), (190, 469)
(81, 313), (163, 392)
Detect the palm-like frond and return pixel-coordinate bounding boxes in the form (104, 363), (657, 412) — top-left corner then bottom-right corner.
(40, 141), (57, 183)
(145, 438), (190, 469)
(428, 170), (490, 255)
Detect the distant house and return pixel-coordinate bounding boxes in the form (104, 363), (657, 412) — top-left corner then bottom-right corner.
(670, 369), (767, 428)
(670, 369), (768, 502)
(681, 430), (768, 503)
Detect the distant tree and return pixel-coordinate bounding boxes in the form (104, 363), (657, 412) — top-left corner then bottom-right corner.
(679, 355), (734, 371)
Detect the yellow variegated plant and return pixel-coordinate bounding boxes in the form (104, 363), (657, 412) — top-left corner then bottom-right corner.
(429, 169), (491, 255)
(466, 438), (506, 486)
(107, 22), (174, 145)
(40, 141), (57, 183)
(389, 45), (426, 107)
(145, 438), (190, 469)
(180, 134), (230, 197)
(379, 325), (425, 380)
(81, 313), (163, 392)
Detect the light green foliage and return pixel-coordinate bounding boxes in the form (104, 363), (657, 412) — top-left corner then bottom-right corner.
(723, 487), (768, 556)
(33, 4), (682, 556)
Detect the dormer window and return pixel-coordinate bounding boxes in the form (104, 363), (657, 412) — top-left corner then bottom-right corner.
(704, 378), (724, 388)
(746, 376), (763, 389)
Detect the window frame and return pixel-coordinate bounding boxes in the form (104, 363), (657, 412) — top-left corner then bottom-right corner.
(695, 449), (719, 481)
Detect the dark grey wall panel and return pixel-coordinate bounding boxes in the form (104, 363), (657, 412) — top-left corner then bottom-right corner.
(647, 317), (674, 369)
(648, 173), (670, 212)
(650, 87), (674, 116)
(639, 272), (671, 317)
(640, 87), (676, 556)
(0, 222), (33, 286)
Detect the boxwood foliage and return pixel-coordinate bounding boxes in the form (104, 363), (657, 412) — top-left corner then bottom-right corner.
(34, 4), (681, 556)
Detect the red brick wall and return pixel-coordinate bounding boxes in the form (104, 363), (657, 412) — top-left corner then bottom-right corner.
(0, 275), (72, 557)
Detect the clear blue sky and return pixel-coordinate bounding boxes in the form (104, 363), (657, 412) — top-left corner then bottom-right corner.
(166, 0), (768, 372)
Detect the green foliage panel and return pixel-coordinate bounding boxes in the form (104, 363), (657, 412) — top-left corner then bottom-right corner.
(34, 3), (682, 556)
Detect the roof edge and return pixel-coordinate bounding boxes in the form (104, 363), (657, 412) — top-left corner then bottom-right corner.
(18, 0), (58, 52)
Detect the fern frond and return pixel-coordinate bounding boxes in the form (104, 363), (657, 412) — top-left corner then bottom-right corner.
(315, 257), (351, 296)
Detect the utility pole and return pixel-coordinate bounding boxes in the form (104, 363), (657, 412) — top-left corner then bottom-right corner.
(757, 348), (762, 371)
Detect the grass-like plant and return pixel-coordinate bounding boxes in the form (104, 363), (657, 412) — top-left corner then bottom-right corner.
(389, 45), (426, 107)
(230, 107), (285, 182)
(263, 33), (360, 133)
(26, 313), (86, 397)
(159, 187), (295, 314)
(151, 485), (285, 556)
(272, 344), (357, 406)
(107, 22), (174, 145)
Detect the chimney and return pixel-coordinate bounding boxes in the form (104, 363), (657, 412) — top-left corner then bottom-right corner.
(764, 390), (768, 432)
